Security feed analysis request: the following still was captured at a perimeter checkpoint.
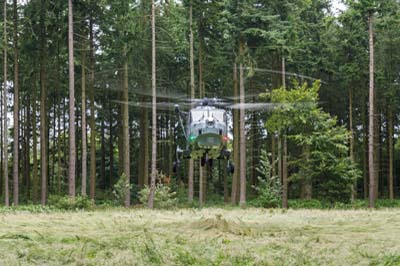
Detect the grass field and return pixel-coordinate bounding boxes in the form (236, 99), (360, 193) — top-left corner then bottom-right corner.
(1, 208), (400, 266)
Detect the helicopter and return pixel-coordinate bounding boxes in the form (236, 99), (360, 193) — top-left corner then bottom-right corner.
(173, 98), (234, 172)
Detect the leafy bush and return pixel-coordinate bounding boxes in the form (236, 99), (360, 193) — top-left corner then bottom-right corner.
(48, 195), (94, 210)
(112, 173), (132, 205)
(139, 184), (177, 209)
(252, 150), (282, 208)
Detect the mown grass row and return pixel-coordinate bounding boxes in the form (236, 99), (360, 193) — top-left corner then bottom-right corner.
(1, 208), (400, 265)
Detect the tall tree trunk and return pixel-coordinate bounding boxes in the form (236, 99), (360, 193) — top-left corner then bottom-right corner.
(271, 135), (276, 177)
(281, 53), (288, 208)
(12, 0), (19, 206)
(223, 159), (228, 203)
(143, 109), (149, 186)
(349, 88), (355, 201)
(81, 35), (87, 196)
(239, 41), (246, 207)
(68, 0), (76, 198)
(32, 77), (38, 203)
(368, 13), (375, 208)
(3, 0), (9, 206)
(374, 111), (380, 199)
(188, 3), (195, 202)
(122, 46), (130, 207)
(282, 135), (288, 208)
(40, 0), (48, 205)
(231, 63), (239, 204)
(0, 76), (3, 199)
(148, 0), (157, 209)
(89, 19), (96, 200)
(388, 109), (394, 199)
(100, 120), (105, 189)
(25, 94), (30, 201)
(199, 163), (205, 206)
(362, 93), (368, 199)
(109, 97), (114, 187)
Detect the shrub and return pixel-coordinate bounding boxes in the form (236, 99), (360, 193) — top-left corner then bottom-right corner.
(139, 184), (177, 209)
(48, 195), (94, 210)
(112, 173), (132, 205)
(252, 150), (282, 208)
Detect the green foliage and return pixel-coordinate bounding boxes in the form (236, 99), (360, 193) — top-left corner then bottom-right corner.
(112, 173), (132, 205)
(252, 150), (282, 208)
(139, 184), (177, 209)
(47, 195), (95, 211)
(265, 81), (360, 202)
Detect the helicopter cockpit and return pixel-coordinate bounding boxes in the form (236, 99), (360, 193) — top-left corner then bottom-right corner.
(188, 106), (228, 141)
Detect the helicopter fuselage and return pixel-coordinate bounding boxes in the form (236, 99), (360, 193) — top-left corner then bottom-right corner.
(186, 106), (229, 160)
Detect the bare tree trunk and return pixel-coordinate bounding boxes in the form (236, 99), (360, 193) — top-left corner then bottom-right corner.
(100, 120), (105, 189)
(349, 88), (355, 201)
(277, 134), (281, 183)
(388, 110), (394, 199)
(223, 159), (228, 203)
(148, 0), (157, 208)
(25, 94), (30, 201)
(3, 0), (9, 206)
(239, 41), (246, 207)
(231, 63), (239, 204)
(282, 56), (286, 90)
(12, 0), (19, 206)
(143, 110), (149, 186)
(188, 3), (195, 202)
(368, 13), (375, 208)
(0, 77), (3, 199)
(122, 46), (130, 207)
(109, 97), (114, 187)
(282, 135), (288, 208)
(68, 0), (76, 198)
(32, 77), (38, 203)
(281, 54), (288, 208)
(81, 35), (87, 196)
(89, 19), (96, 200)
(271, 135), (276, 177)
(199, 162), (204, 206)
(40, 0), (48, 205)
(362, 93), (368, 199)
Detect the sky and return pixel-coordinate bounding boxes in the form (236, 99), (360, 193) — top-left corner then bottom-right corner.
(331, 0), (347, 14)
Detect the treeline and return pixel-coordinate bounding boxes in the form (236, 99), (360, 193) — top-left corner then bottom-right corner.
(0, 0), (399, 208)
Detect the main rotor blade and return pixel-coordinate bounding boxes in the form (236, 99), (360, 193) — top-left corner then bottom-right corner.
(131, 88), (187, 100)
(112, 100), (177, 111)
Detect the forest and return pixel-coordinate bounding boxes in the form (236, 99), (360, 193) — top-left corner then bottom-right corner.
(0, 0), (400, 209)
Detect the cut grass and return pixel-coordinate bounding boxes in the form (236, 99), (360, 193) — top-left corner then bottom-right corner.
(0, 208), (400, 265)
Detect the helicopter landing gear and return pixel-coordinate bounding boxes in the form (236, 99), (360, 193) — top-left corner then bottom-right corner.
(200, 153), (214, 167)
(227, 161), (234, 174)
(201, 153), (208, 167)
(173, 161), (180, 173)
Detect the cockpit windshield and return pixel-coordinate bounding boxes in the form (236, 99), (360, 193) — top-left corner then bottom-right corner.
(212, 111), (225, 122)
(191, 110), (205, 122)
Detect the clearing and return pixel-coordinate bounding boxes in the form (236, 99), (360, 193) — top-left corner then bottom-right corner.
(0, 208), (399, 265)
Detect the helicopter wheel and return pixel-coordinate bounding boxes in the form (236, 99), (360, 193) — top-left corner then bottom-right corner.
(201, 157), (206, 167)
(201, 153), (208, 167)
(173, 161), (178, 173)
(228, 161), (234, 174)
